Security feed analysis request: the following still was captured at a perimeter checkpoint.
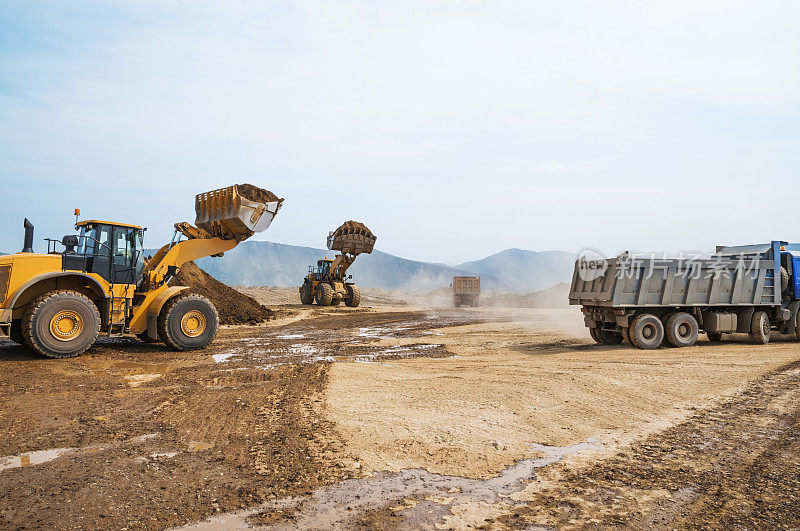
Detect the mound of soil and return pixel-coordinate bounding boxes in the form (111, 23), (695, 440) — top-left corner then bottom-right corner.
(237, 183), (281, 204)
(171, 261), (275, 325)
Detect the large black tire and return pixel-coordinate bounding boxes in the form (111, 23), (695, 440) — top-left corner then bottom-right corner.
(664, 312), (699, 348)
(589, 326), (603, 344)
(629, 313), (664, 350)
(299, 282), (315, 305)
(345, 285), (362, 307)
(315, 283), (333, 306)
(22, 290), (101, 358)
(157, 293), (219, 351)
(796, 309), (800, 342)
(750, 311), (770, 344)
(599, 329), (624, 345)
(707, 332), (723, 342)
(781, 267), (790, 294)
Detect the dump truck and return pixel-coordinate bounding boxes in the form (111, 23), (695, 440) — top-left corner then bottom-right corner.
(569, 241), (800, 349)
(299, 221), (376, 307)
(0, 184), (283, 358)
(452, 276), (480, 307)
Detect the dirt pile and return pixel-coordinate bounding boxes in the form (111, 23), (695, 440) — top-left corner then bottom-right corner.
(237, 183), (281, 204)
(171, 262), (274, 325)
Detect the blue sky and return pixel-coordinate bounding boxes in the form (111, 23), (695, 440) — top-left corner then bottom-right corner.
(1, 1), (798, 263)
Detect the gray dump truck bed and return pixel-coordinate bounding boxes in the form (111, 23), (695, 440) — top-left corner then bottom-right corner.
(569, 254), (779, 308)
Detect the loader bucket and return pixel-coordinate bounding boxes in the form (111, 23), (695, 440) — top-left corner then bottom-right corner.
(195, 184), (283, 241)
(327, 220), (376, 255)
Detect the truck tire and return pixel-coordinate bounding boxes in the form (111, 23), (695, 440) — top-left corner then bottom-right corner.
(589, 326), (603, 344)
(707, 332), (723, 342)
(750, 311), (770, 344)
(315, 283), (333, 306)
(158, 293), (219, 351)
(599, 329), (624, 345)
(22, 290), (101, 358)
(629, 314), (664, 350)
(300, 282), (315, 305)
(665, 312), (699, 348)
(796, 310), (800, 341)
(781, 267), (790, 294)
(345, 285), (362, 307)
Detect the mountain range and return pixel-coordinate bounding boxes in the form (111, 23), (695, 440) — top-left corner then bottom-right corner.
(190, 241), (576, 293)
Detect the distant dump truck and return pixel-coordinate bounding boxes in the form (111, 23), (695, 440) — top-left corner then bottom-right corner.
(569, 241), (800, 349)
(452, 276), (480, 307)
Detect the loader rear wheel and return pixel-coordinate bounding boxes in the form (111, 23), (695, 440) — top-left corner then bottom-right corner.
(299, 282), (314, 305)
(345, 285), (362, 307)
(315, 283), (334, 306)
(629, 313), (664, 350)
(665, 312), (699, 348)
(750, 311), (770, 344)
(22, 290), (100, 358)
(158, 293), (219, 351)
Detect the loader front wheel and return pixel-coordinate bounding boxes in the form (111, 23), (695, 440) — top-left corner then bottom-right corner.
(750, 311), (770, 344)
(22, 290), (101, 358)
(158, 293), (219, 351)
(299, 282), (315, 305)
(345, 285), (362, 307)
(315, 283), (334, 306)
(629, 313), (664, 350)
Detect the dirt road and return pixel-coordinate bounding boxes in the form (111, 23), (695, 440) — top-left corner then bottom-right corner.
(0, 304), (798, 529)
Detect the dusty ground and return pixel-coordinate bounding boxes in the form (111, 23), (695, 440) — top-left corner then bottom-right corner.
(1, 299), (799, 530)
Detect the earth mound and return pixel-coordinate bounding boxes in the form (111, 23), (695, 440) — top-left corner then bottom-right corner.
(237, 183), (281, 204)
(171, 261), (275, 325)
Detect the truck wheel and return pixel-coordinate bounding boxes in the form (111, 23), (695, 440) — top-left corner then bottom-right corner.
(589, 326), (603, 344)
(781, 267), (790, 294)
(345, 285), (362, 307)
(299, 282), (314, 305)
(158, 293), (219, 351)
(707, 332), (723, 342)
(796, 310), (800, 341)
(599, 330), (624, 345)
(665, 312), (699, 348)
(750, 311), (770, 344)
(315, 283), (334, 306)
(22, 290), (101, 358)
(629, 314), (664, 350)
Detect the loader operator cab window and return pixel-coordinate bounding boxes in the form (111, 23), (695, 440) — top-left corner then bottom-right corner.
(77, 223), (143, 284)
(317, 260), (331, 279)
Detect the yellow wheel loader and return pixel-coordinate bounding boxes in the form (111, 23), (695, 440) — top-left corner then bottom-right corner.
(299, 221), (376, 308)
(0, 184), (283, 358)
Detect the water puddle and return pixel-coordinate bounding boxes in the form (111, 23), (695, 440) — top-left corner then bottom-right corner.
(0, 447), (74, 472)
(212, 352), (237, 363)
(180, 437), (604, 530)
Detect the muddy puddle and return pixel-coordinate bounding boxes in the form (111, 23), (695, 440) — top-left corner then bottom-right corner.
(180, 438), (603, 530)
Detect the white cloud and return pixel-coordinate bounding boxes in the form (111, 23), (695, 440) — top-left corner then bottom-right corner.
(539, 160), (565, 172)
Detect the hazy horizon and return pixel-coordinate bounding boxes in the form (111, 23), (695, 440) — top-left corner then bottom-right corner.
(2, 1), (798, 263)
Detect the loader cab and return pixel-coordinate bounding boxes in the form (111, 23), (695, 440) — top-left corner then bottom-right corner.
(74, 221), (145, 284)
(316, 259), (333, 280)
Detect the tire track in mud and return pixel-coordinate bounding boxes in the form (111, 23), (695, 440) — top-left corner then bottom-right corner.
(494, 360), (800, 530)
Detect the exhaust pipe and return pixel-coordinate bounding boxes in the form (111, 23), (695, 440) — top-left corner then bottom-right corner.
(21, 218), (34, 253)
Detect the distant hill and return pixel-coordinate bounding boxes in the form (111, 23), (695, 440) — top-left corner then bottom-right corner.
(456, 248), (577, 292)
(192, 241), (509, 292)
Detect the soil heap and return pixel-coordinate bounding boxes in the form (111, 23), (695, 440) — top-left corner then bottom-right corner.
(171, 262), (274, 325)
(237, 183), (281, 204)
